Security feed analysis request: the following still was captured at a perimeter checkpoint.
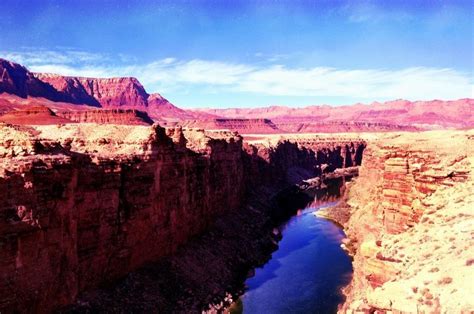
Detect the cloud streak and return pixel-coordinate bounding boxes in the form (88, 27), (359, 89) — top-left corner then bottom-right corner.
(1, 49), (472, 102)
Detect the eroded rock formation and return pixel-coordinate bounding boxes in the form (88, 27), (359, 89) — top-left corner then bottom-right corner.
(167, 118), (281, 134)
(35, 73), (149, 108)
(0, 123), (246, 312)
(319, 130), (474, 313)
(56, 109), (153, 125)
(0, 123), (365, 312)
(0, 59), (62, 100)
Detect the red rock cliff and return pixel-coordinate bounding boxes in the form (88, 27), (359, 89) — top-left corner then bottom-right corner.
(0, 59), (62, 100)
(0, 124), (367, 312)
(35, 73), (149, 108)
(56, 108), (154, 125)
(0, 123), (245, 312)
(327, 130), (474, 313)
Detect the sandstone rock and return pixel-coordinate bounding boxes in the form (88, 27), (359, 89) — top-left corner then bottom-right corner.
(56, 108), (153, 125)
(0, 123), (365, 312)
(336, 130), (474, 313)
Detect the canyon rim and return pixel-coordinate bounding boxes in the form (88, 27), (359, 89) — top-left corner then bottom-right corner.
(0, 1), (473, 313)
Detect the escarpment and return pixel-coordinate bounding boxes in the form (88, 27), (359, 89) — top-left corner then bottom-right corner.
(0, 123), (366, 312)
(2, 58), (474, 131)
(319, 130), (474, 313)
(56, 108), (154, 125)
(34, 73), (149, 108)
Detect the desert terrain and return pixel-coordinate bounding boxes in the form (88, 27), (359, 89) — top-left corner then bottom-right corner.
(0, 57), (473, 313)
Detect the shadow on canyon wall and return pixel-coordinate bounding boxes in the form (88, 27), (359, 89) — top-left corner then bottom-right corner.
(0, 126), (365, 312)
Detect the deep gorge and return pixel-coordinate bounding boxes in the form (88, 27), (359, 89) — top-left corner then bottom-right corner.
(0, 123), (365, 312)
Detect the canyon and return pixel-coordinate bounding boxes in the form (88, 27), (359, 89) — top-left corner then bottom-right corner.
(0, 57), (473, 313)
(0, 122), (365, 312)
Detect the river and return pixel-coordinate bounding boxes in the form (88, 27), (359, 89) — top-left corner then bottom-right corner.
(231, 199), (353, 314)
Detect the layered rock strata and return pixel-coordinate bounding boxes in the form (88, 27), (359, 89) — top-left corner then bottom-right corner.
(0, 105), (73, 125)
(0, 123), (245, 312)
(56, 109), (154, 125)
(0, 123), (365, 312)
(168, 118), (281, 134)
(319, 130), (474, 313)
(2, 58), (473, 130)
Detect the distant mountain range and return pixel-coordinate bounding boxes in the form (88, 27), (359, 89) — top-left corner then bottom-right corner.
(1, 57), (473, 133)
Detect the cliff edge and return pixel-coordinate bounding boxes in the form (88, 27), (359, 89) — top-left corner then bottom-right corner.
(321, 130), (474, 313)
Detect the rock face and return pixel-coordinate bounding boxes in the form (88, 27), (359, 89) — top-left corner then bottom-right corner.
(56, 109), (154, 125)
(34, 73), (193, 121)
(0, 59), (62, 100)
(35, 73), (149, 108)
(0, 123), (365, 312)
(171, 118), (281, 134)
(0, 123), (245, 312)
(0, 58), (198, 121)
(320, 130), (474, 313)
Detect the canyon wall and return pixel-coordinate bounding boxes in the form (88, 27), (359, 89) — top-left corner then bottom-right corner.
(0, 123), (246, 312)
(323, 130), (474, 313)
(56, 109), (154, 125)
(0, 123), (365, 312)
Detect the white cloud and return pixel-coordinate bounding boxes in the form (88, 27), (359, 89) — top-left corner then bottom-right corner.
(1, 49), (108, 65)
(1, 49), (472, 101)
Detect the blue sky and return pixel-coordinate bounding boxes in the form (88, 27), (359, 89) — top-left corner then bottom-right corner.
(0, 0), (472, 108)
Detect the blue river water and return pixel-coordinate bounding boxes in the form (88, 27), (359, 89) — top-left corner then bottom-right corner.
(234, 202), (353, 314)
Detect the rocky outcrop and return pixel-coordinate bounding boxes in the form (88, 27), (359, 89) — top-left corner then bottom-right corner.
(0, 58), (200, 121)
(56, 109), (153, 125)
(0, 105), (73, 125)
(0, 125), (365, 312)
(319, 130), (474, 313)
(170, 118), (281, 134)
(0, 59), (62, 100)
(35, 73), (149, 108)
(34, 73), (194, 121)
(0, 104), (154, 126)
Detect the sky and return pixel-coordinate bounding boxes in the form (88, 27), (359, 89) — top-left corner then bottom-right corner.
(0, 0), (472, 108)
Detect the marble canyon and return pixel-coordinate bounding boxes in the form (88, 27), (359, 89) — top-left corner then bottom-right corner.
(0, 58), (473, 313)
